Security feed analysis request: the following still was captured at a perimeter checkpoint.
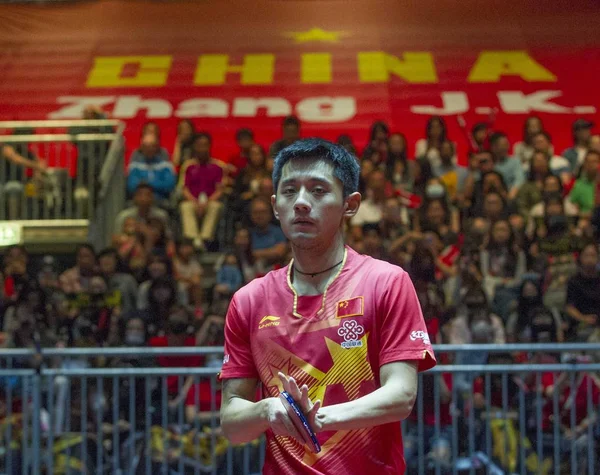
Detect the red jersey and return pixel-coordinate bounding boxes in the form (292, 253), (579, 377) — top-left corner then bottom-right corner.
(221, 246), (436, 474)
(149, 336), (203, 395)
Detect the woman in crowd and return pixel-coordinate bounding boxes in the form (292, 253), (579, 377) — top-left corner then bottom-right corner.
(513, 116), (546, 169)
(385, 133), (414, 193)
(362, 121), (390, 164)
(516, 150), (552, 218)
(171, 119), (196, 170)
(415, 116), (452, 169)
(137, 252), (188, 316)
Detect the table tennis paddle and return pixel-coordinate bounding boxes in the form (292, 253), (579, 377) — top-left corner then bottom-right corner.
(279, 391), (321, 453)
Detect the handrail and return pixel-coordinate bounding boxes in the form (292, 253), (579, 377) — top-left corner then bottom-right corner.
(0, 133), (117, 143)
(0, 119), (122, 128)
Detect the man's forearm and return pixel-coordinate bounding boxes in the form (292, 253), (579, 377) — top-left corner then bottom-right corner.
(315, 382), (415, 433)
(221, 397), (270, 444)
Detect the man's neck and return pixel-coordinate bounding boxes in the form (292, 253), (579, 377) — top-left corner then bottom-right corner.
(137, 206), (151, 217)
(291, 234), (346, 293)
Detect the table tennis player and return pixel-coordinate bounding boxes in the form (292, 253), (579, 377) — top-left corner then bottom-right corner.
(219, 138), (436, 474)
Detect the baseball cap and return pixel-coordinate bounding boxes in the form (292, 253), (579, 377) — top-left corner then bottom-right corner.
(572, 118), (594, 131)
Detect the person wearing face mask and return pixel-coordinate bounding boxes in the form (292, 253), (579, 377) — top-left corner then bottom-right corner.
(137, 252), (188, 314)
(565, 243), (600, 341)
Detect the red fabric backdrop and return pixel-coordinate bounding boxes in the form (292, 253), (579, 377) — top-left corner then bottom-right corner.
(0, 0), (599, 163)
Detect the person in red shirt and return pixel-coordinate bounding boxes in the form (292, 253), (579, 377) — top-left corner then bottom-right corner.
(220, 138), (436, 474)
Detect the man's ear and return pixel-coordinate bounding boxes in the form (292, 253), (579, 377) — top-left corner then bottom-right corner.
(271, 194), (279, 220)
(343, 192), (361, 218)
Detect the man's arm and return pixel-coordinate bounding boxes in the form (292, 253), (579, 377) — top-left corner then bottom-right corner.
(2, 145), (46, 172)
(313, 361), (417, 432)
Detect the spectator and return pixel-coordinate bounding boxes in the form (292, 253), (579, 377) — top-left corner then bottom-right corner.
(527, 175), (579, 237)
(229, 128), (255, 175)
(506, 275), (563, 343)
(172, 239), (203, 315)
(385, 133), (414, 193)
(179, 133), (224, 249)
(361, 121), (390, 164)
(569, 150), (599, 216)
(126, 133), (176, 201)
(358, 158), (375, 195)
(532, 131), (571, 183)
(269, 115), (301, 158)
(490, 131), (524, 200)
(144, 216), (175, 256)
(563, 119), (594, 174)
(59, 244), (97, 295)
(78, 274), (120, 346)
(214, 252), (244, 301)
(357, 223), (389, 261)
(233, 143), (270, 214)
(351, 169), (391, 233)
(380, 197), (409, 245)
(516, 151), (551, 218)
(137, 252), (188, 316)
(248, 198), (287, 272)
(416, 196), (459, 244)
(336, 134), (357, 156)
(480, 219), (526, 319)
(590, 133), (600, 153)
(231, 227), (259, 283)
(565, 243), (600, 341)
(471, 121), (490, 152)
(112, 217), (148, 280)
(513, 116), (545, 169)
(461, 151), (496, 213)
(435, 140), (467, 202)
(416, 116), (455, 169)
(97, 248), (138, 314)
(2, 245), (32, 303)
(114, 183), (169, 237)
(171, 119), (196, 170)
(481, 190), (509, 223)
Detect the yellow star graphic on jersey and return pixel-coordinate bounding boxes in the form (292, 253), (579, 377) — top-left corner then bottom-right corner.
(285, 28), (349, 43)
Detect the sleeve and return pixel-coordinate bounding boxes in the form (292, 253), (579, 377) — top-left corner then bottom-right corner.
(220, 295), (259, 380)
(376, 269), (436, 372)
(126, 164), (143, 196)
(154, 163), (176, 195)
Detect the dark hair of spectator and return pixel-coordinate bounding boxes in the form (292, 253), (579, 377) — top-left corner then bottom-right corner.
(471, 122), (488, 135)
(425, 116), (447, 143)
(76, 243), (96, 259)
(577, 150), (600, 179)
(522, 116), (543, 145)
(362, 222), (382, 236)
(236, 128), (254, 141)
(147, 250), (173, 277)
(148, 277), (177, 314)
(3, 244), (28, 263)
(533, 130), (552, 144)
(336, 134), (357, 155)
(527, 152), (552, 181)
(481, 170), (508, 193)
(385, 133), (409, 182)
(134, 183), (154, 195)
(141, 121), (161, 140)
(147, 217), (168, 250)
(420, 197), (451, 229)
(487, 219), (518, 256)
(369, 121), (390, 142)
(489, 131), (508, 147)
(282, 115), (300, 129)
(17, 279), (47, 314)
(409, 242), (437, 283)
(97, 247), (127, 273)
(193, 132), (212, 145)
(578, 241), (599, 264)
(272, 138), (360, 197)
(543, 175), (563, 194)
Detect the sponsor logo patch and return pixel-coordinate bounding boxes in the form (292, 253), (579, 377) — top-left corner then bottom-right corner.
(259, 315), (280, 329)
(338, 319), (364, 349)
(409, 330), (430, 345)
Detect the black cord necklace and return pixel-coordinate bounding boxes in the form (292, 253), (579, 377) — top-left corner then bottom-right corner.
(293, 259), (344, 278)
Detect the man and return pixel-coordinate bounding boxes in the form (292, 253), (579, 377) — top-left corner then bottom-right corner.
(179, 133), (225, 249)
(490, 132), (524, 200)
(229, 128), (255, 175)
(248, 197), (288, 270)
(220, 139), (435, 474)
(563, 119), (594, 174)
(97, 248), (139, 314)
(269, 115), (301, 158)
(114, 183), (169, 234)
(126, 133), (176, 201)
(435, 140), (467, 201)
(569, 150), (599, 216)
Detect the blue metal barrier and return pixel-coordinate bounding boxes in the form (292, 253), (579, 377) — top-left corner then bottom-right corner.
(1, 344), (600, 474)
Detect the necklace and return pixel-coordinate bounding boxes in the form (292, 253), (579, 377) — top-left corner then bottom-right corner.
(293, 258), (344, 278)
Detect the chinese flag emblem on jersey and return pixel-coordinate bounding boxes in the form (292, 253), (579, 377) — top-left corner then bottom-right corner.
(336, 296), (364, 318)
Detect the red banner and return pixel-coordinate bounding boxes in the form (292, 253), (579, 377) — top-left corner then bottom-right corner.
(0, 0), (599, 162)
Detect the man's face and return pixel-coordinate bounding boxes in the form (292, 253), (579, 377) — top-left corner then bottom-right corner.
(543, 177), (560, 194)
(576, 128), (592, 144)
(439, 141), (454, 162)
(237, 136), (253, 153)
(483, 193), (502, 218)
(250, 200), (273, 229)
(98, 255), (116, 275)
(134, 187), (153, 208)
(272, 158), (359, 250)
(77, 248), (95, 271)
(140, 134), (159, 159)
(367, 170), (386, 195)
(533, 134), (550, 153)
(283, 124), (300, 143)
(192, 137), (211, 160)
(584, 152), (600, 176)
(477, 153), (494, 173)
(580, 245), (599, 270)
(492, 136), (510, 158)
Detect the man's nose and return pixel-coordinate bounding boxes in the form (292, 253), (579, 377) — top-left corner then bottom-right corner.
(293, 188), (311, 212)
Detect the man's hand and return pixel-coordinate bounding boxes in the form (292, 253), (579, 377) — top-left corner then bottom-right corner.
(264, 396), (306, 442)
(278, 372), (322, 433)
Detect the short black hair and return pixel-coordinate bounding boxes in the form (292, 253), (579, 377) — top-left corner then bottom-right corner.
(97, 247), (118, 260)
(76, 243), (96, 257)
(533, 130), (552, 142)
(193, 132), (212, 145)
(236, 128), (254, 141)
(282, 115), (300, 129)
(272, 138), (360, 197)
(135, 183), (154, 194)
(471, 122), (488, 135)
(489, 131), (508, 146)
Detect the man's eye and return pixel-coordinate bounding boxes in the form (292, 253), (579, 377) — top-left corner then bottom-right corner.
(313, 188), (326, 195)
(282, 188), (296, 195)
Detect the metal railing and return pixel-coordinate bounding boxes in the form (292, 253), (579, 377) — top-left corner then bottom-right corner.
(0, 120), (125, 249)
(2, 344), (600, 474)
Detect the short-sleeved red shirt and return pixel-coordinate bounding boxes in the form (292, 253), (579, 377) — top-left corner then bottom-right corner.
(149, 336), (203, 395)
(221, 246), (436, 474)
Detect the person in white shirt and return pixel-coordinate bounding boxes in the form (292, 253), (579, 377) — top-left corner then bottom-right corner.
(530, 132), (571, 184)
(513, 116), (550, 170)
(415, 116), (457, 169)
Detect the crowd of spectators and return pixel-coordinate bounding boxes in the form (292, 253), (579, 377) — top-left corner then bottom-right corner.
(2, 111), (600, 471)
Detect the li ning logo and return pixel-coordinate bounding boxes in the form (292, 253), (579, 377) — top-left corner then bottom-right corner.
(338, 320), (364, 349)
(259, 315), (280, 329)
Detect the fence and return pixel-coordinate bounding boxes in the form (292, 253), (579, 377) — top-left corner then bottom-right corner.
(1, 344), (600, 474)
(0, 120), (125, 249)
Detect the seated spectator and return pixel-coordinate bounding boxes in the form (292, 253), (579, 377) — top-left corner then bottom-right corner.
(2, 245), (32, 303)
(214, 252), (244, 302)
(179, 133), (224, 249)
(126, 133), (176, 201)
(531, 131), (571, 183)
(358, 158), (375, 195)
(461, 151), (497, 213)
(131, 121), (169, 161)
(233, 143), (270, 213)
(513, 116), (545, 170)
(435, 140), (467, 202)
(385, 133), (414, 193)
(506, 275), (563, 343)
(229, 128), (255, 175)
(351, 169), (392, 238)
(516, 151), (551, 218)
(269, 115), (301, 158)
(248, 198), (287, 273)
(490, 131), (524, 200)
(355, 223), (389, 261)
(565, 243), (600, 341)
(563, 119), (594, 174)
(480, 190), (509, 223)
(145, 216), (175, 256)
(336, 134), (358, 156)
(97, 248), (138, 314)
(112, 217), (148, 280)
(415, 194), (460, 243)
(78, 274), (121, 346)
(380, 196), (408, 245)
(59, 244), (97, 295)
(470, 121), (491, 153)
(171, 119), (196, 170)
(527, 175), (579, 237)
(114, 183), (169, 237)
(231, 227), (259, 283)
(2, 280), (53, 339)
(173, 239), (203, 316)
(415, 116), (455, 169)
(480, 219), (526, 320)
(362, 121), (390, 166)
(569, 150), (599, 216)
(137, 252), (188, 319)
